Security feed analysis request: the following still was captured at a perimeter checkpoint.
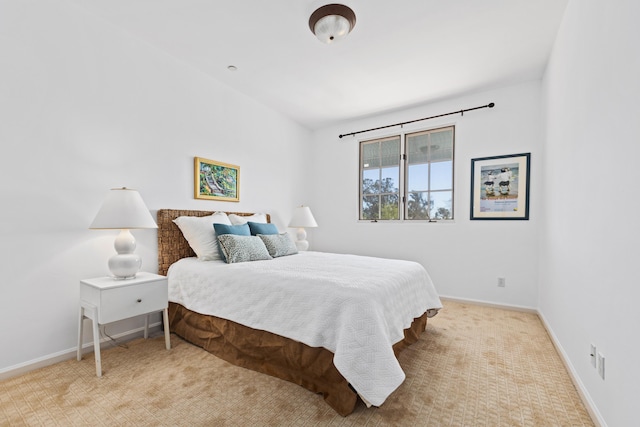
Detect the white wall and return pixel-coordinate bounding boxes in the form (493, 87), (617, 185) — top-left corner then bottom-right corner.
(0, 0), (311, 373)
(308, 82), (542, 309)
(540, 1), (640, 426)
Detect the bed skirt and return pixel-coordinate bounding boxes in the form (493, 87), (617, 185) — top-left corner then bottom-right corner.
(168, 302), (428, 416)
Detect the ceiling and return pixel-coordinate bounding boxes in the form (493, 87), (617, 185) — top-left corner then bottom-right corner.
(71, 0), (569, 130)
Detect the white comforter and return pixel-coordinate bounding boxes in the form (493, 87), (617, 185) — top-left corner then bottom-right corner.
(168, 251), (442, 406)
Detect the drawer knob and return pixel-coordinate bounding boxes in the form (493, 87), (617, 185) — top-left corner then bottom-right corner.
(137, 299), (142, 303)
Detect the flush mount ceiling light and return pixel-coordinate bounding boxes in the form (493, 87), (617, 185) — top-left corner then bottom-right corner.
(309, 4), (356, 44)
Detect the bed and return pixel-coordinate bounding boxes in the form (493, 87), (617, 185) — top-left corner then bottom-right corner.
(157, 209), (442, 416)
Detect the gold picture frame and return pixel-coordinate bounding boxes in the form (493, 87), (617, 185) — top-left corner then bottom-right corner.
(194, 157), (240, 202)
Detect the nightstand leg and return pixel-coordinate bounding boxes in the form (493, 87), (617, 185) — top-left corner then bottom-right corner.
(144, 315), (149, 339)
(87, 306), (102, 377)
(163, 308), (171, 350)
(77, 307), (84, 361)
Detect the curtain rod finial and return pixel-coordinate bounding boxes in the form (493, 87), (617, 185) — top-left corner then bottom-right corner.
(488, 102), (495, 108)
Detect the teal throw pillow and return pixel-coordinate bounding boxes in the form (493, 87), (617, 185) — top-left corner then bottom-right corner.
(213, 223), (250, 236)
(248, 221), (278, 236)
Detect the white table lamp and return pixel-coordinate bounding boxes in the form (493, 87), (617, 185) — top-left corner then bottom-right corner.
(89, 187), (157, 279)
(288, 206), (318, 251)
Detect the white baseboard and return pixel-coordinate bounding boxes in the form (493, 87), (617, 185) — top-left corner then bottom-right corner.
(537, 311), (606, 427)
(438, 294), (538, 313)
(0, 322), (163, 382)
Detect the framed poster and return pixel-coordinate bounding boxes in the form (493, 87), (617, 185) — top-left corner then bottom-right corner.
(194, 157), (240, 202)
(470, 153), (530, 220)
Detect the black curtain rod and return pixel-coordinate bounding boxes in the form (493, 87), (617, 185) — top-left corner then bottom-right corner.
(338, 102), (495, 139)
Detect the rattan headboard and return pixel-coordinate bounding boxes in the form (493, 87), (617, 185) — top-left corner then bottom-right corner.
(157, 209), (271, 276)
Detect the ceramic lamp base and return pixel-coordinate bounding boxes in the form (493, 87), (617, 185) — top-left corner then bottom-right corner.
(295, 240), (310, 251)
(108, 253), (141, 279)
(295, 227), (309, 251)
(109, 229), (142, 279)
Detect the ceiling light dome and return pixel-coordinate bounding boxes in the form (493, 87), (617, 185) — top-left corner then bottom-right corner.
(309, 4), (356, 44)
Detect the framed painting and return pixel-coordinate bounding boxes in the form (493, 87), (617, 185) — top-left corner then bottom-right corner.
(194, 157), (240, 202)
(470, 153), (530, 220)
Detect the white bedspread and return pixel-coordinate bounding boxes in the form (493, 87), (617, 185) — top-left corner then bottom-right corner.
(167, 251), (442, 407)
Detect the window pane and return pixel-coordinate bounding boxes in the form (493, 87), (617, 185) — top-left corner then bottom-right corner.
(362, 195), (379, 220)
(407, 164), (428, 192)
(406, 127), (453, 220)
(380, 138), (400, 167)
(362, 169), (379, 194)
(430, 160), (452, 190)
(362, 142), (380, 168)
(407, 133), (429, 165)
(380, 194), (400, 220)
(430, 191), (453, 220)
(380, 166), (399, 193)
(430, 129), (453, 161)
(407, 191), (430, 220)
(360, 137), (400, 220)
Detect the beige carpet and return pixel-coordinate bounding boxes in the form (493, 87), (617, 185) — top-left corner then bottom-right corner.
(0, 301), (593, 426)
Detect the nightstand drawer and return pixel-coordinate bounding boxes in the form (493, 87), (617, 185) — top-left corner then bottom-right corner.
(99, 280), (167, 324)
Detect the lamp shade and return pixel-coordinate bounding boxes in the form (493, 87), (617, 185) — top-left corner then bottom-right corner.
(288, 206), (318, 228)
(89, 187), (157, 230)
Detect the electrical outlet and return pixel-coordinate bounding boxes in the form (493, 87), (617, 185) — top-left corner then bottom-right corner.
(497, 277), (506, 287)
(590, 344), (596, 368)
(597, 352), (605, 379)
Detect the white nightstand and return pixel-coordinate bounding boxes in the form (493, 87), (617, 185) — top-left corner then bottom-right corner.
(77, 272), (171, 377)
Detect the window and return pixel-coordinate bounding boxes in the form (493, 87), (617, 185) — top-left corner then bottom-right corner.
(359, 126), (454, 221)
(361, 136), (401, 220)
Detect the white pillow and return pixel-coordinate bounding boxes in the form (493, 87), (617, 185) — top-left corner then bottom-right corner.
(228, 213), (268, 225)
(173, 212), (231, 260)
